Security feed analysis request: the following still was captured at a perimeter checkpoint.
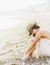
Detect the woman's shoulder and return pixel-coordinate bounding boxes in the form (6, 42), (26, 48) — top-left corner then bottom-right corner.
(36, 29), (46, 37)
(38, 29), (47, 33)
(37, 29), (43, 34)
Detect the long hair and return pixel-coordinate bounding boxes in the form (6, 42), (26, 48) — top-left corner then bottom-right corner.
(27, 23), (40, 36)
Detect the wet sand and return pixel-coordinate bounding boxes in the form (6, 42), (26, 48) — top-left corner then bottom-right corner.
(0, 37), (50, 65)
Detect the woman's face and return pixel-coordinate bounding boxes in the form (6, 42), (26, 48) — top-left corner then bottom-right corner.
(31, 29), (39, 36)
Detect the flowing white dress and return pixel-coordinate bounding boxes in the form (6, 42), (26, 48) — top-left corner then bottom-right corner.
(35, 38), (50, 57)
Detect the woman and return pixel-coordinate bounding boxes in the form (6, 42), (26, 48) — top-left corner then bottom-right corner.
(22, 23), (50, 60)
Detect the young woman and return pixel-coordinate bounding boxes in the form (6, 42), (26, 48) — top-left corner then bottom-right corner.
(22, 23), (50, 60)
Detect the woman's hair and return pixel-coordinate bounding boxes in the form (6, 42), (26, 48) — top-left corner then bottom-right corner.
(27, 23), (40, 36)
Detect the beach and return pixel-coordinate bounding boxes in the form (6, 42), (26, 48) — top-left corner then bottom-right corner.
(0, 35), (50, 65)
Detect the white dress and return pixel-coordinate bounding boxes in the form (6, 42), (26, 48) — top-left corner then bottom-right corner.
(35, 38), (50, 57)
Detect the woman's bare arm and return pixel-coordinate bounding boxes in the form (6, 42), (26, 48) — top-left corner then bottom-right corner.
(26, 31), (43, 53)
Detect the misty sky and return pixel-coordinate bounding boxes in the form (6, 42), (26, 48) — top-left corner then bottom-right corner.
(0, 0), (49, 31)
(0, 0), (47, 11)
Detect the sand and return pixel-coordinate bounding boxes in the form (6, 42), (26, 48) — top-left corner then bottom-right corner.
(0, 37), (50, 65)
